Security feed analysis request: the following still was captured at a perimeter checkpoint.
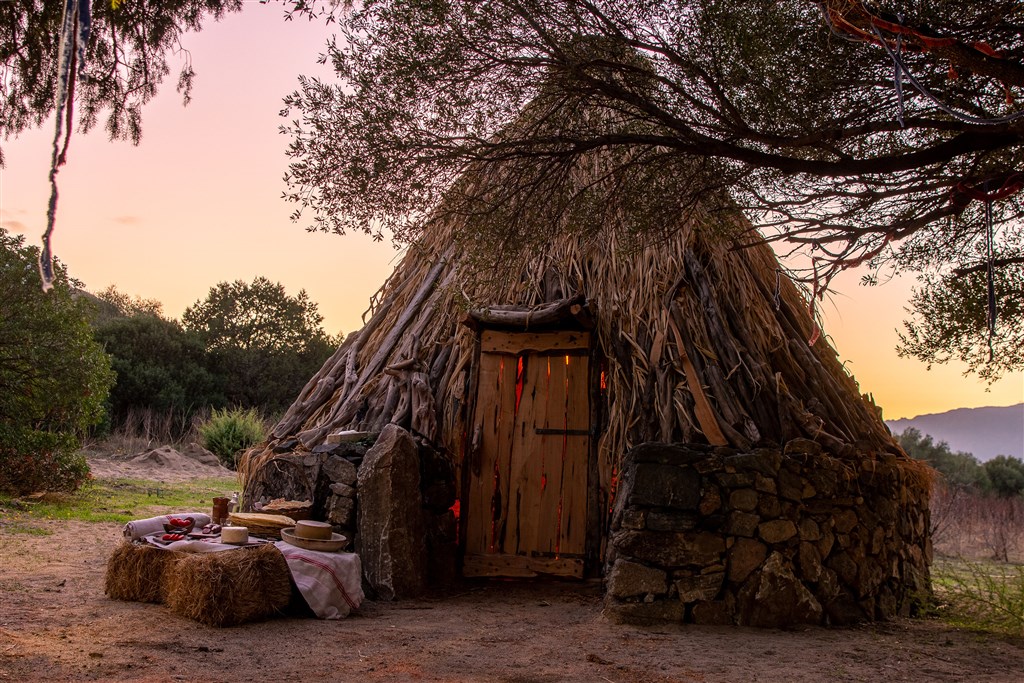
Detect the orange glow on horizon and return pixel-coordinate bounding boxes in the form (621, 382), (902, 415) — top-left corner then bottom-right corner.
(0, 8), (1019, 421)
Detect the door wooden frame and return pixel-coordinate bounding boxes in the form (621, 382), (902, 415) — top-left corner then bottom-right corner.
(458, 327), (602, 578)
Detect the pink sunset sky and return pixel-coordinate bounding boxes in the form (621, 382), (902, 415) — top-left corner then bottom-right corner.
(1, 5), (1021, 421)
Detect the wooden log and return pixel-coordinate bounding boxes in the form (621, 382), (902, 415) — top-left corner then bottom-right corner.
(410, 371), (439, 443)
(466, 294), (592, 330)
(295, 259), (447, 445)
(666, 314), (728, 446)
(355, 258), (446, 389)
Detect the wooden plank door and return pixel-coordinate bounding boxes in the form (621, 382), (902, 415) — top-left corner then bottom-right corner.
(463, 330), (591, 578)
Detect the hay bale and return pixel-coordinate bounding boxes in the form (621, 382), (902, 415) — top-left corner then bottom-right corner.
(105, 542), (180, 603)
(163, 544), (292, 627)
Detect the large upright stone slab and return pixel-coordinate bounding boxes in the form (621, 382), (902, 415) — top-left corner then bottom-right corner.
(356, 424), (428, 600)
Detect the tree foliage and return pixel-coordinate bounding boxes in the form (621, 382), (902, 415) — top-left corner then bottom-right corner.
(897, 427), (990, 491)
(95, 284), (165, 319)
(898, 260), (1024, 382)
(0, 0), (335, 164)
(280, 0), (1024, 378)
(183, 276), (335, 352)
(0, 228), (114, 494)
(984, 455), (1024, 498)
(183, 277), (339, 413)
(898, 427), (1024, 497)
(93, 313), (222, 426)
(0, 0), (235, 163)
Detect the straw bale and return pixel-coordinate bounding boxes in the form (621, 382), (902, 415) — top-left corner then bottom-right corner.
(162, 544), (292, 627)
(104, 542), (180, 603)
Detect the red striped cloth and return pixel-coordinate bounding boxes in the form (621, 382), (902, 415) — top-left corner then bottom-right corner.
(274, 542), (364, 619)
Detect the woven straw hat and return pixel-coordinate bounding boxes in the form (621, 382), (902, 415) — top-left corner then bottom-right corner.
(281, 520), (347, 552)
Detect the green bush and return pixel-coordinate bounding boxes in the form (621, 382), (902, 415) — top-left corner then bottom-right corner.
(199, 408), (266, 469)
(0, 228), (114, 495)
(0, 426), (90, 495)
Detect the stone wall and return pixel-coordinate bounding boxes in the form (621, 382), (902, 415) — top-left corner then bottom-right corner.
(604, 440), (932, 627)
(246, 425), (458, 598)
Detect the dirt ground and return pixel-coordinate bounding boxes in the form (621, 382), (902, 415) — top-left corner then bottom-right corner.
(1, 458), (1023, 682)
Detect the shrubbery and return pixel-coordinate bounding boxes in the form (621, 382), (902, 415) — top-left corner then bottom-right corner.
(0, 229), (113, 495)
(199, 408), (267, 469)
(898, 428), (1024, 498)
(93, 313), (222, 438)
(182, 277), (339, 414)
(0, 427), (90, 495)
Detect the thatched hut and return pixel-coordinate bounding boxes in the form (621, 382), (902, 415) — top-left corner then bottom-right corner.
(242, 88), (932, 627)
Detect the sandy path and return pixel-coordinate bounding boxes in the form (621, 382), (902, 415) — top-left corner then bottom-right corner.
(1, 515), (1023, 683)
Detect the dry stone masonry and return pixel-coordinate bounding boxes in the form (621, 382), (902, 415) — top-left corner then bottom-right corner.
(604, 441), (932, 628)
(246, 425), (458, 600)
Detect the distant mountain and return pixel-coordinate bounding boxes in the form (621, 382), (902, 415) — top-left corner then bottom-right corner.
(886, 404), (1024, 462)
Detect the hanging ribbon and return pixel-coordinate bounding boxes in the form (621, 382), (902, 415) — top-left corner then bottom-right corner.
(950, 172), (1024, 209)
(40, 0), (91, 291)
(984, 192), (997, 361)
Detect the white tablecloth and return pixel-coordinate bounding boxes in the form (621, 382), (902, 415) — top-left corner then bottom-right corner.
(122, 513), (212, 540)
(274, 541), (364, 619)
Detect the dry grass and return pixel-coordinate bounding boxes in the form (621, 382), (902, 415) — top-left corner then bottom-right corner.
(931, 486), (1024, 563)
(163, 544), (292, 627)
(104, 542), (179, 603)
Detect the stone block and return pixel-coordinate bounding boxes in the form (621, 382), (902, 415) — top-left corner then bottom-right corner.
(778, 469), (805, 501)
(727, 537), (767, 583)
(783, 438), (823, 456)
(754, 474), (777, 494)
(326, 494), (355, 527)
(619, 509), (647, 530)
(833, 509), (859, 534)
(725, 511), (760, 537)
(356, 424), (428, 600)
(729, 488), (759, 512)
(825, 589), (866, 625)
(611, 530), (725, 567)
(629, 463), (701, 510)
(691, 600), (734, 625)
(798, 518), (821, 541)
(322, 454), (357, 487)
(817, 529), (835, 558)
(758, 519), (797, 544)
(828, 551), (858, 587)
(606, 559), (668, 599)
(646, 510), (699, 532)
(329, 482), (355, 498)
(272, 438), (298, 454)
(798, 542), (823, 583)
(757, 494), (781, 519)
(699, 488), (722, 515)
(722, 450), (781, 476)
(737, 552), (823, 628)
(716, 472), (754, 488)
(675, 571), (725, 603)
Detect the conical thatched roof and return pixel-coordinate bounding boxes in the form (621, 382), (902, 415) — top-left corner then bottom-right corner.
(243, 176), (902, 490)
(242, 58), (908, 505)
